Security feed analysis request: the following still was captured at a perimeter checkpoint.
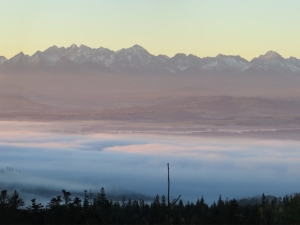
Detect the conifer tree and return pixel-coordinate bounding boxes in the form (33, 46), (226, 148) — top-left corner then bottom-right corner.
(0, 190), (9, 207)
(8, 190), (24, 210)
(62, 189), (72, 207)
(261, 193), (266, 223)
(27, 198), (44, 213)
(47, 196), (62, 209)
(83, 190), (89, 210)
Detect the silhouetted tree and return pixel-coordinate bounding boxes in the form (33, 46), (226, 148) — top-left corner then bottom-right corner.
(262, 193), (266, 223)
(26, 198), (44, 224)
(0, 190), (9, 208)
(283, 192), (300, 224)
(8, 190), (24, 210)
(62, 189), (72, 207)
(27, 198), (44, 213)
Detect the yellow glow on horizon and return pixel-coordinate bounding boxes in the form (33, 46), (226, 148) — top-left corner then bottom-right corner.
(1, 0), (299, 60)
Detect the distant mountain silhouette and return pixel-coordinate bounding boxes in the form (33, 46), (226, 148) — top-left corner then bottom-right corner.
(1, 45), (300, 75)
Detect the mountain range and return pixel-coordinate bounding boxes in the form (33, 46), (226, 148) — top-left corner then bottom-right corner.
(1, 44), (300, 76)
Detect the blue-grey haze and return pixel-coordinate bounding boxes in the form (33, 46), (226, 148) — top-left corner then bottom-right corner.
(0, 131), (299, 204)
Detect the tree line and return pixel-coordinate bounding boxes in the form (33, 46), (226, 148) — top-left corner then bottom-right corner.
(1, 188), (300, 224)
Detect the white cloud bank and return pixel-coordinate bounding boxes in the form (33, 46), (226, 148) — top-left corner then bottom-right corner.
(0, 127), (300, 204)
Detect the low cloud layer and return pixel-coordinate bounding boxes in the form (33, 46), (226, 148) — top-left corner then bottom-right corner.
(1, 125), (300, 204)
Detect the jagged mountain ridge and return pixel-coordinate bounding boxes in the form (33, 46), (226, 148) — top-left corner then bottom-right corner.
(0, 56), (7, 65)
(1, 44), (300, 75)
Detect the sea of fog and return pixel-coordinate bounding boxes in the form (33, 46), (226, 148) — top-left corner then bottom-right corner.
(0, 121), (300, 205)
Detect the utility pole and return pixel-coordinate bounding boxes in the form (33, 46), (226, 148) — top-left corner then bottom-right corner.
(166, 163), (181, 224)
(168, 163), (170, 207)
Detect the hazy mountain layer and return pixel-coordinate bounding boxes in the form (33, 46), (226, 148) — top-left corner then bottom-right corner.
(1, 44), (300, 76)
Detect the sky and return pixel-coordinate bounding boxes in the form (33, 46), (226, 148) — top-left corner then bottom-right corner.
(1, 0), (300, 60)
(1, 121), (300, 204)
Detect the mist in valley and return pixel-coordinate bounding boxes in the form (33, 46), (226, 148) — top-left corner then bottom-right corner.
(0, 121), (300, 205)
(2, 1), (300, 223)
(1, 50), (300, 204)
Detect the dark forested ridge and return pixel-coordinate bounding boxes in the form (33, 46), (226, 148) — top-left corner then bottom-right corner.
(1, 188), (300, 224)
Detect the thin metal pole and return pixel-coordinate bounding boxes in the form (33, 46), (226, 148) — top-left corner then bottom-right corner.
(168, 163), (170, 207)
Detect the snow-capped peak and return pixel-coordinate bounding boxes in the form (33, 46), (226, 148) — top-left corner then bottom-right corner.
(44, 45), (63, 53)
(79, 44), (91, 50)
(16, 52), (25, 56)
(216, 53), (226, 58)
(11, 52), (29, 62)
(49, 45), (58, 49)
(1, 45), (300, 75)
(69, 44), (78, 50)
(131, 44), (146, 51)
(0, 56), (7, 65)
(117, 44), (149, 54)
(259, 51), (284, 60)
(29, 51), (45, 63)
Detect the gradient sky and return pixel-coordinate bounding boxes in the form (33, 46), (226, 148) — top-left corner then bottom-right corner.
(1, 0), (299, 60)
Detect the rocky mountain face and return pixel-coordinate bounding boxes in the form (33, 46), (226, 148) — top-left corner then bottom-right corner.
(0, 56), (7, 65)
(1, 44), (300, 76)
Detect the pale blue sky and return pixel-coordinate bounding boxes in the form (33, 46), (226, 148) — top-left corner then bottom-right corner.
(1, 0), (299, 60)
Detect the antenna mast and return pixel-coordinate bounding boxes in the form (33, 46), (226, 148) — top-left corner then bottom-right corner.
(168, 163), (170, 207)
(166, 163), (181, 224)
